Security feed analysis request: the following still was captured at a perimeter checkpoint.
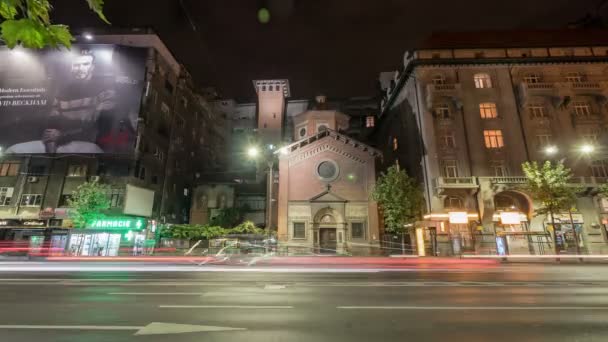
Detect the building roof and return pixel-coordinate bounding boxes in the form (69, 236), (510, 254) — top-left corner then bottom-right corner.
(419, 29), (608, 50)
(278, 129), (382, 158)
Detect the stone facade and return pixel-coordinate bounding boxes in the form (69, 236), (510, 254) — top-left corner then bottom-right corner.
(376, 30), (608, 256)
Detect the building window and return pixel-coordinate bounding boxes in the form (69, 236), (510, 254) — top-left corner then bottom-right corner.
(293, 222), (306, 239)
(445, 196), (464, 209)
(67, 164), (87, 177)
(161, 102), (170, 117)
(582, 128), (600, 143)
(164, 80), (174, 94)
(365, 116), (375, 128)
(392, 137), (398, 151)
(566, 72), (584, 83)
(19, 194), (42, 207)
(573, 102), (592, 118)
(316, 160), (339, 181)
(479, 102), (498, 119)
(151, 175), (159, 185)
(523, 73), (542, 84)
(528, 104), (548, 119)
(442, 160), (458, 178)
(536, 134), (553, 148)
(432, 74), (446, 85)
(474, 73), (492, 89)
(108, 188), (125, 208)
(351, 222), (365, 239)
(58, 194), (72, 207)
(298, 127), (307, 138)
(137, 166), (146, 180)
(317, 124), (328, 133)
(0, 162), (20, 176)
(591, 160), (608, 178)
(440, 133), (456, 148)
(490, 160), (508, 177)
(0, 187), (13, 206)
(484, 130), (504, 149)
(434, 104), (451, 119)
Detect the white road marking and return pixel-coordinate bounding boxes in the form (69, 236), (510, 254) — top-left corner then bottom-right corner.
(160, 305), (294, 309)
(264, 284), (287, 290)
(109, 292), (205, 296)
(337, 306), (608, 310)
(0, 322), (246, 335)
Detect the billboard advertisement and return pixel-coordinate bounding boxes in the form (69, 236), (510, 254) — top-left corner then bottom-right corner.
(0, 44), (147, 154)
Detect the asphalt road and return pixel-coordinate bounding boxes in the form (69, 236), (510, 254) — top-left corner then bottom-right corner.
(2, 262), (608, 341)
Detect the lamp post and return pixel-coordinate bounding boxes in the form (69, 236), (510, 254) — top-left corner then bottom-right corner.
(247, 145), (276, 232)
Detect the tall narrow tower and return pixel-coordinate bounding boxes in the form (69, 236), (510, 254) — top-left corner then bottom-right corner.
(253, 79), (290, 146)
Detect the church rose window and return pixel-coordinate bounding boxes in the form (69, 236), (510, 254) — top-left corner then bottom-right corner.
(317, 160), (339, 181)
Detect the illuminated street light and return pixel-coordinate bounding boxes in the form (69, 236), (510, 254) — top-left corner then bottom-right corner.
(83, 33), (94, 40)
(544, 145), (558, 155)
(580, 144), (595, 154)
(279, 147), (289, 155)
(247, 146), (259, 158)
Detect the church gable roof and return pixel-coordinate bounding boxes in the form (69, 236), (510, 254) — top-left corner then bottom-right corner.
(309, 186), (348, 203)
(278, 129), (382, 160)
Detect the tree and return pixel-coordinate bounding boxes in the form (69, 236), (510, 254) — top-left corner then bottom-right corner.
(227, 221), (264, 235)
(521, 160), (578, 254)
(0, 0), (108, 49)
(68, 180), (110, 228)
(372, 165), (424, 253)
(210, 206), (247, 228)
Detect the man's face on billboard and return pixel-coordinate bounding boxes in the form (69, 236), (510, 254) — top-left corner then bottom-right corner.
(71, 55), (95, 80)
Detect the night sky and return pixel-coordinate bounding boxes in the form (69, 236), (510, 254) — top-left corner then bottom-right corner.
(53, 0), (606, 100)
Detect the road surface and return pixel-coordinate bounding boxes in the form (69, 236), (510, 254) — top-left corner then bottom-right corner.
(1, 262), (608, 341)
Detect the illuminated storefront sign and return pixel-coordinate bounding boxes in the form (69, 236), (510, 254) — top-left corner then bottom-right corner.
(87, 217), (146, 230)
(448, 212), (469, 224)
(500, 212), (522, 225)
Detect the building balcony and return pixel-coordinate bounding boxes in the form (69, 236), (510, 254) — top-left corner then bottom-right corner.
(425, 83), (461, 108)
(518, 83), (556, 106)
(487, 176), (527, 185)
(434, 177), (478, 195)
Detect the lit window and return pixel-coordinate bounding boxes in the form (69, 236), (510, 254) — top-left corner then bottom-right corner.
(19, 194), (42, 207)
(479, 102), (498, 119)
(0, 187), (13, 206)
(434, 104), (451, 119)
(107, 188), (125, 208)
(591, 160), (608, 178)
(0, 162), (20, 176)
(445, 196), (463, 209)
(528, 104), (548, 119)
(440, 133), (456, 148)
(490, 160), (508, 177)
(484, 130), (504, 148)
(293, 222), (306, 239)
(523, 73), (541, 84)
(573, 102), (592, 118)
(393, 138), (398, 151)
(67, 164), (87, 177)
(474, 73), (492, 89)
(536, 134), (552, 148)
(442, 160), (458, 178)
(351, 222), (365, 239)
(566, 72), (584, 83)
(365, 116), (375, 128)
(432, 74), (446, 85)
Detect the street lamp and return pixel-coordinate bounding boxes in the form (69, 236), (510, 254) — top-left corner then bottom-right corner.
(247, 146), (259, 158)
(83, 33), (94, 41)
(544, 145), (558, 155)
(580, 144), (595, 154)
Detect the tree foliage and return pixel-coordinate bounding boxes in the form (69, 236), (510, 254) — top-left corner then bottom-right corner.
(68, 180), (111, 228)
(0, 0), (108, 49)
(521, 161), (578, 217)
(161, 221), (265, 241)
(598, 183), (608, 198)
(372, 165), (424, 233)
(210, 206), (246, 228)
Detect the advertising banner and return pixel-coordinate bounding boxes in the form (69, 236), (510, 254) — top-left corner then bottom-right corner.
(0, 45), (146, 154)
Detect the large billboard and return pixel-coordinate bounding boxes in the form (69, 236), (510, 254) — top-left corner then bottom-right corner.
(0, 44), (147, 154)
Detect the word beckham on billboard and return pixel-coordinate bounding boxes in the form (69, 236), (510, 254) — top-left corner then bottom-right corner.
(0, 45), (146, 154)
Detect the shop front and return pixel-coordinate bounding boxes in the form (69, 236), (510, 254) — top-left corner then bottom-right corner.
(421, 212), (480, 256)
(67, 217), (148, 256)
(547, 213), (585, 254)
(0, 219), (69, 255)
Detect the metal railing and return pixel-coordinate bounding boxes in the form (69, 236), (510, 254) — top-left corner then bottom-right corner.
(435, 177), (478, 188)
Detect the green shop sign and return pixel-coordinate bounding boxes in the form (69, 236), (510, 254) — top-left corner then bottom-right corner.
(87, 217), (146, 230)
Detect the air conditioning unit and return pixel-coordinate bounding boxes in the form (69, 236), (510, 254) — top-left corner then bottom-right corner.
(26, 176), (38, 183)
(89, 176), (101, 182)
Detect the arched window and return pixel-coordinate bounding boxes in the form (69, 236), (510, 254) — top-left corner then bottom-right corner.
(474, 73), (492, 89)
